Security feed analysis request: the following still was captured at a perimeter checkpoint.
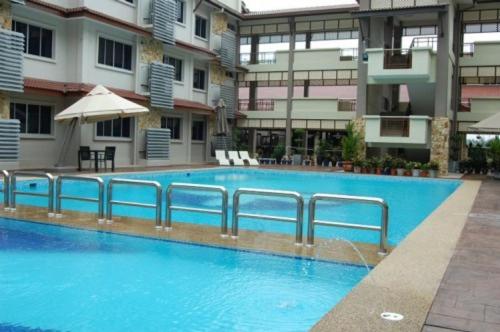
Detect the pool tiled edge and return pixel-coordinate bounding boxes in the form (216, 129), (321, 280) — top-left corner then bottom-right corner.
(0, 205), (386, 267)
(312, 180), (481, 332)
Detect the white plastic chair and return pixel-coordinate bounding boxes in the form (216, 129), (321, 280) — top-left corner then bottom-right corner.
(239, 151), (259, 166)
(228, 151), (245, 166)
(215, 150), (230, 166)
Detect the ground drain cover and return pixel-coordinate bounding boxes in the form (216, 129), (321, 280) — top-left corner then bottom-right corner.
(380, 312), (404, 321)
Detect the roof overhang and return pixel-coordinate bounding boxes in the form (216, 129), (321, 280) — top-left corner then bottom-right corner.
(352, 5), (448, 18)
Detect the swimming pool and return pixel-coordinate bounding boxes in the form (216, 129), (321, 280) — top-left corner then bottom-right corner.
(0, 218), (367, 331)
(4, 168), (461, 246)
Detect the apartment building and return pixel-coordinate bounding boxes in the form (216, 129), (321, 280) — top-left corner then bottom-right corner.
(237, 0), (500, 174)
(2, 0), (500, 172)
(0, 0), (240, 169)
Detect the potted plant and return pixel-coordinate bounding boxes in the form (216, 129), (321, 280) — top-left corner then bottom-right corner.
(412, 162), (421, 177)
(395, 158), (406, 176)
(341, 122), (360, 172)
(382, 155), (395, 175)
(429, 160), (439, 178)
(488, 137), (500, 179)
(315, 140), (331, 166)
(373, 157), (383, 175)
(404, 162), (413, 176)
(360, 160), (369, 173)
(271, 144), (286, 164)
(353, 158), (362, 173)
(420, 163), (430, 177)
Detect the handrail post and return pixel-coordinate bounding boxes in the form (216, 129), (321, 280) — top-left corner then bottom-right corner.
(306, 197), (317, 246)
(10, 173), (16, 211)
(155, 183), (162, 229)
(97, 179), (105, 223)
(165, 186), (173, 230)
(55, 176), (63, 216)
(379, 202), (389, 255)
(295, 194), (304, 245)
(47, 173), (54, 217)
(106, 181), (113, 224)
(2, 170), (10, 210)
(231, 191), (240, 238)
(221, 188), (228, 236)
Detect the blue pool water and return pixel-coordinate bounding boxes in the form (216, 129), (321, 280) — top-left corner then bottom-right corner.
(0, 218), (367, 331)
(2, 168), (461, 246)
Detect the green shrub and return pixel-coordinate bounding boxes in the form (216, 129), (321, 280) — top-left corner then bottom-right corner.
(341, 122), (360, 161)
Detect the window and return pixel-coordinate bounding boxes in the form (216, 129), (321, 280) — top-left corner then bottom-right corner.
(164, 56), (183, 81)
(123, 0), (134, 3)
(195, 15), (207, 39)
(192, 120), (205, 141)
(98, 37), (132, 71)
(96, 118), (131, 138)
(10, 103), (52, 135)
(176, 0), (185, 23)
(193, 68), (206, 90)
(12, 20), (53, 58)
(161, 117), (182, 139)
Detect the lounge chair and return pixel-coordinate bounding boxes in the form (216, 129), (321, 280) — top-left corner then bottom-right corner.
(239, 151), (259, 166)
(228, 151), (245, 166)
(215, 150), (231, 166)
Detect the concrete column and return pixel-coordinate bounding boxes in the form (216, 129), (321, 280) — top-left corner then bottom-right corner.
(285, 17), (296, 156)
(356, 18), (369, 117)
(434, 10), (452, 118)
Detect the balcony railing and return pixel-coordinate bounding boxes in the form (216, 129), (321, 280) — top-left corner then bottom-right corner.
(462, 43), (475, 57)
(370, 0), (438, 10)
(380, 117), (410, 137)
(459, 98), (471, 112)
(238, 99), (275, 111)
(338, 99), (357, 112)
(240, 52), (277, 65)
(340, 48), (358, 61)
(383, 49), (412, 69)
(410, 37), (437, 50)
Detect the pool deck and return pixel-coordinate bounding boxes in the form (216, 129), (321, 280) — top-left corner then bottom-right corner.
(423, 179), (500, 332)
(0, 166), (490, 331)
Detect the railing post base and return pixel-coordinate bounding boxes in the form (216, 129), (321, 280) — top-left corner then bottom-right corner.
(155, 225), (163, 230)
(164, 226), (172, 231)
(97, 219), (106, 224)
(294, 242), (303, 246)
(231, 235), (238, 240)
(306, 243), (314, 248)
(378, 250), (389, 257)
(106, 219), (113, 224)
(55, 213), (63, 218)
(220, 234), (229, 238)
(48, 212), (55, 217)
(9, 208), (16, 212)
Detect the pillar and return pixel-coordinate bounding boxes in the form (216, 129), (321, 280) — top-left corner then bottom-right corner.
(0, 0), (12, 119)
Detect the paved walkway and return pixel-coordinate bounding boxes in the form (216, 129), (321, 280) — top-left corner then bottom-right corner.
(424, 180), (500, 332)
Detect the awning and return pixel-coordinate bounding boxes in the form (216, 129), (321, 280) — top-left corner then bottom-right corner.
(54, 85), (149, 123)
(469, 112), (500, 134)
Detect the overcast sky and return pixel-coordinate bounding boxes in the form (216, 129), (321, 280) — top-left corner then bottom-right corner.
(243, 0), (357, 11)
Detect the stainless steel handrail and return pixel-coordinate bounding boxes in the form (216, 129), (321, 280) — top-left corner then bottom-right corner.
(10, 171), (55, 216)
(307, 193), (389, 255)
(232, 188), (304, 245)
(107, 178), (162, 228)
(166, 183), (229, 236)
(55, 175), (105, 223)
(2, 170), (9, 210)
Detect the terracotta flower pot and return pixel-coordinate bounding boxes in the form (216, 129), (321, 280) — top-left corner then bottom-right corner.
(390, 168), (397, 176)
(404, 170), (411, 176)
(343, 161), (353, 172)
(420, 171), (429, 177)
(361, 167), (367, 173)
(375, 167), (383, 175)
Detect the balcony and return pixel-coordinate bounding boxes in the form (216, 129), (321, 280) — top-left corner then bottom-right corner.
(364, 115), (432, 148)
(366, 47), (436, 84)
(238, 99), (275, 111)
(240, 52), (277, 65)
(370, 0), (439, 10)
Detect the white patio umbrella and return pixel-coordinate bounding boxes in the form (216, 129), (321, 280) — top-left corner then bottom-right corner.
(469, 112), (500, 134)
(55, 85), (149, 123)
(54, 85), (149, 166)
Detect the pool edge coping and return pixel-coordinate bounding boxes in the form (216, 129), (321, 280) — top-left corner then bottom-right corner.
(312, 179), (482, 332)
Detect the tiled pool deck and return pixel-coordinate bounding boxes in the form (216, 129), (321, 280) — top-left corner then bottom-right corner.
(423, 179), (500, 332)
(0, 166), (491, 331)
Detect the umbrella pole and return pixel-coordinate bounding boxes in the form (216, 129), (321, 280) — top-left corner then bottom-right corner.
(55, 118), (77, 167)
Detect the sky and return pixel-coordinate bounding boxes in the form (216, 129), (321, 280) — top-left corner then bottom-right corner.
(243, 0), (357, 11)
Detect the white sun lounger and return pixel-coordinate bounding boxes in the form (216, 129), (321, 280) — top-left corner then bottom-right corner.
(239, 151), (259, 166)
(228, 151), (245, 166)
(215, 150), (230, 166)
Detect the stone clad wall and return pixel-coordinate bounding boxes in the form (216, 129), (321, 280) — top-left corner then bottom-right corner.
(353, 117), (366, 159)
(430, 117), (450, 176)
(0, 0), (12, 119)
(139, 37), (164, 131)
